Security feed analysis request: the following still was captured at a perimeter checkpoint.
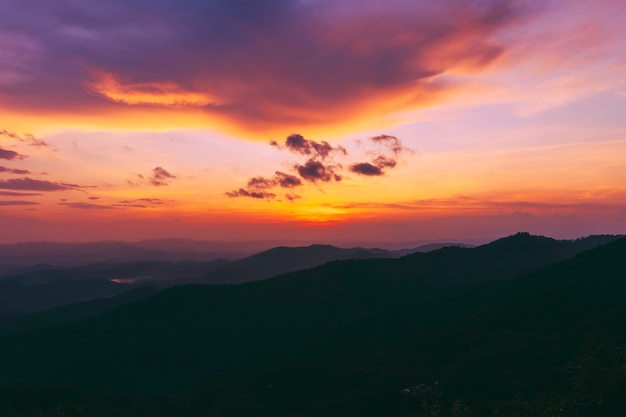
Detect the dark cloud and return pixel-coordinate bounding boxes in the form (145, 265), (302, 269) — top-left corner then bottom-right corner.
(373, 155), (397, 168)
(350, 155), (398, 176)
(247, 176), (276, 190)
(0, 166), (31, 175)
(0, 0), (529, 132)
(296, 159), (342, 183)
(0, 178), (81, 191)
(272, 134), (346, 159)
(350, 136), (408, 176)
(274, 171), (302, 188)
(226, 188), (276, 199)
(229, 132), (408, 200)
(0, 191), (43, 197)
(88, 196), (100, 200)
(227, 170), (301, 199)
(0, 148), (26, 161)
(0, 200), (40, 206)
(349, 162), (383, 176)
(150, 167), (176, 186)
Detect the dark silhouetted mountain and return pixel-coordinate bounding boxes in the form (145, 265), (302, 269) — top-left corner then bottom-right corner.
(0, 279), (147, 317)
(197, 244), (395, 284)
(0, 286), (161, 335)
(0, 259), (232, 285)
(0, 232), (623, 407)
(391, 242), (475, 257)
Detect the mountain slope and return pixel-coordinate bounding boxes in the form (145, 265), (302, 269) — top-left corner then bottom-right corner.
(0, 233), (622, 398)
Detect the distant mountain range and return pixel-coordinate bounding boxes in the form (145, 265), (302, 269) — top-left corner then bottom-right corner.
(0, 241), (476, 317)
(0, 232), (625, 417)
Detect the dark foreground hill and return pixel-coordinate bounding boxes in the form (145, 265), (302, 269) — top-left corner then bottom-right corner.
(0, 233), (625, 416)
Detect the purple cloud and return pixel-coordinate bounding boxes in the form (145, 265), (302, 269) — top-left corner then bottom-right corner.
(272, 134), (347, 160)
(0, 148), (26, 161)
(58, 202), (117, 210)
(0, 191), (43, 197)
(0, 0), (529, 132)
(0, 166), (31, 175)
(150, 167), (176, 186)
(296, 159), (342, 183)
(0, 178), (81, 191)
(0, 200), (40, 206)
(226, 188), (276, 199)
(349, 162), (383, 176)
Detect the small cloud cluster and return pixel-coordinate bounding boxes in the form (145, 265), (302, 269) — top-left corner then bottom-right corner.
(129, 167), (177, 187)
(150, 167), (176, 187)
(271, 134), (346, 160)
(349, 135), (407, 176)
(1, 129), (50, 148)
(228, 133), (410, 201)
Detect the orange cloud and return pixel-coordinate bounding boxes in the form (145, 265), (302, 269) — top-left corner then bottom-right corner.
(85, 72), (215, 107)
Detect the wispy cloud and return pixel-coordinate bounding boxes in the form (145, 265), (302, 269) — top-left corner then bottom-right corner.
(150, 167), (176, 187)
(0, 178), (81, 191)
(0, 200), (40, 206)
(1, 129), (50, 147)
(0, 166), (31, 175)
(0, 148), (26, 161)
(129, 167), (177, 187)
(0, 191), (42, 197)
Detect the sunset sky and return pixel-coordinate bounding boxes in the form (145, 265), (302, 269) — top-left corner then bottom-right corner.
(1, 0), (625, 245)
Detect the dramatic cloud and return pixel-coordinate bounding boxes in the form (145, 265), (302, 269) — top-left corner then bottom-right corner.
(271, 134), (346, 160)
(150, 167), (176, 186)
(296, 159), (342, 183)
(0, 178), (80, 191)
(0, 166), (31, 175)
(0, 200), (40, 206)
(0, 0), (531, 133)
(0, 148), (25, 161)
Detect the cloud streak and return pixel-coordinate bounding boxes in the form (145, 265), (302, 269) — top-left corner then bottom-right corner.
(0, 166), (31, 175)
(0, 148), (26, 161)
(0, 178), (81, 191)
(0, 200), (40, 206)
